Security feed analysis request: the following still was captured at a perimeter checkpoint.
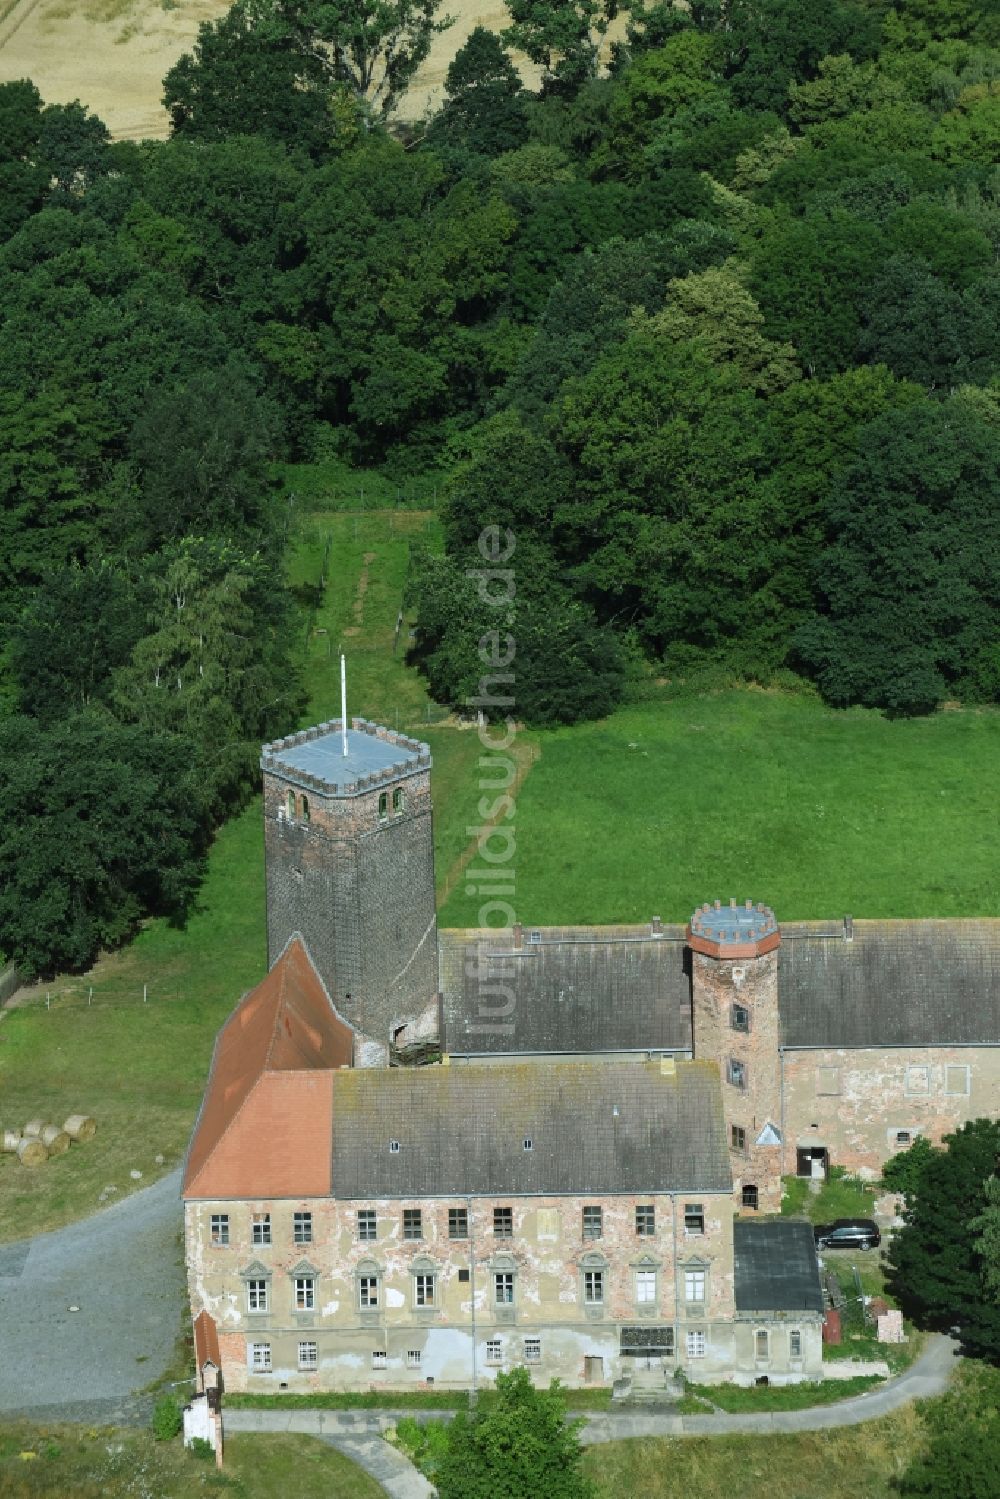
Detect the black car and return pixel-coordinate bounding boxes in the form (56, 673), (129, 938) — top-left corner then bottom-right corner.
(813, 1219), (881, 1250)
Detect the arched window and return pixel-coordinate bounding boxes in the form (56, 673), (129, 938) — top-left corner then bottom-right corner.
(392, 786), (405, 814)
(302, 795), (310, 822)
(378, 792), (389, 819)
(287, 790), (295, 819)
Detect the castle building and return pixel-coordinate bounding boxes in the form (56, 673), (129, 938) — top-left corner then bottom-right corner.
(182, 717), (999, 1392)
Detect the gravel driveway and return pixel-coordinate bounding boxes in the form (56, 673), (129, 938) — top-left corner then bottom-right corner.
(0, 1168), (186, 1421)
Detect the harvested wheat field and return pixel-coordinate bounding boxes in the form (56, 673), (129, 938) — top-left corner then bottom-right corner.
(0, 0), (540, 140)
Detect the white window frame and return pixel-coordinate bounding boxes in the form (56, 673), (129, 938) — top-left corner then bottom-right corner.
(371, 1350), (387, 1370)
(293, 1211), (313, 1245)
(523, 1337), (541, 1364)
(685, 1330), (706, 1359)
(358, 1209), (377, 1242)
(247, 1279), (268, 1313)
(359, 1274), (380, 1310)
(755, 1328), (770, 1360)
(636, 1204), (655, 1236)
(485, 1338), (502, 1366)
(582, 1205), (603, 1240)
(494, 1272), (515, 1306)
(414, 1273), (436, 1308)
(250, 1341), (271, 1372)
(583, 1269), (604, 1305)
(210, 1213), (229, 1246)
(635, 1268), (657, 1306)
(251, 1213), (272, 1247)
(406, 1349), (421, 1369)
(298, 1340), (318, 1370)
(684, 1269), (706, 1304)
(294, 1276), (316, 1311)
(789, 1329), (802, 1360)
(684, 1203), (705, 1236)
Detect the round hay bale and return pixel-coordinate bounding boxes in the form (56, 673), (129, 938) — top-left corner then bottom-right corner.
(63, 1114), (97, 1143)
(23, 1118), (45, 1138)
(40, 1125), (71, 1155)
(2, 1129), (21, 1153)
(17, 1137), (48, 1167)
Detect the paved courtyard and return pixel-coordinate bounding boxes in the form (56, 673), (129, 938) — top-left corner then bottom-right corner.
(0, 1168), (186, 1420)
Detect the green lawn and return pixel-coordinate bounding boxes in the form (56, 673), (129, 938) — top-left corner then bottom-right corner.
(440, 691), (1000, 926)
(684, 1374), (884, 1413)
(0, 1425), (384, 1499)
(583, 1406), (922, 1499)
(781, 1167), (879, 1224)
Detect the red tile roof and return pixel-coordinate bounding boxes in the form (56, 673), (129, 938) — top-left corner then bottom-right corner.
(193, 1309), (221, 1374)
(183, 937), (353, 1199)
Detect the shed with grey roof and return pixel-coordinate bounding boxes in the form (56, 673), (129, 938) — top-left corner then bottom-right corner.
(733, 1220), (824, 1314)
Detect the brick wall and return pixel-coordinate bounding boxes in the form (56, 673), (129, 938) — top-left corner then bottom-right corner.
(782, 1044), (1000, 1180)
(263, 766), (438, 1052)
(691, 949), (783, 1214)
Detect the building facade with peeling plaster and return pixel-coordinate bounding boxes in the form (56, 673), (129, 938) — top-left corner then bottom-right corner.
(182, 717), (998, 1392)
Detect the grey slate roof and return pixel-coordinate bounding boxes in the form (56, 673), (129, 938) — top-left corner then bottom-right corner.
(439, 927), (693, 1055)
(439, 920), (1000, 1054)
(779, 921), (1000, 1047)
(733, 1221), (824, 1314)
(330, 1059), (731, 1199)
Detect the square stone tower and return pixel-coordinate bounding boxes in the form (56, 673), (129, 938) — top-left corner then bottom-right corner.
(689, 901), (783, 1215)
(261, 718), (439, 1065)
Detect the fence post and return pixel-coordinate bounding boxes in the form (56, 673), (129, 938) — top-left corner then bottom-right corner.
(143, 984), (147, 1004)
(88, 987), (93, 1007)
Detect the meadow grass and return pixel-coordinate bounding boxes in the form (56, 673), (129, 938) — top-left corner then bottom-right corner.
(582, 1404), (923, 1499)
(439, 691), (1000, 926)
(0, 1424), (384, 1498)
(780, 1167), (879, 1224)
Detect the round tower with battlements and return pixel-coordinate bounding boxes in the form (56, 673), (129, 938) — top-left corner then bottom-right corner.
(261, 718), (439, 1066)
(688, 900), (783, 1215)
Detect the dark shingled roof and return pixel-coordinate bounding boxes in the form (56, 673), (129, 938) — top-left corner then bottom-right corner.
(439, 927), (693, 1055)
(779, 921), (1000, 1047)
(330, 1059), (731, 1199)
(734, 1221), (824, 1314)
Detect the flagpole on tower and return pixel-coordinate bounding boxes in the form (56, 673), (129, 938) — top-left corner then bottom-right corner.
(341, 653), (348, 757)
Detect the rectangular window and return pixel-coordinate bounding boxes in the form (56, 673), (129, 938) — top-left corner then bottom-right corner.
(494, 1206), (513, 1238)
(294, 1276), (315, 1311)
(945, 1064), (970, 1096)
(458, 1268), (470, 1284)
(816, 1066), (841, 1096)
(372, 1350), (387, 1370)
(731, 1003), (750, 1033)
(635, 1269), (657, 1305)
(582, 1205), (603, 1240)
(728, 1059), (747, 1090)
(686, 1331), (706, 1359)
(403, 1208), (423, 1240)
(731, 1125), (747, 1153)
(250, 1342), (271, 1372)
(298, 1341), (318, 1370)
(252, 1213), (271, 1246)
(210, 1214), (229, 1246)
(247, 1279), (268, 1313)
(524, 1337), (541, 1364)
(359, 1275), (379, 1309)
(357, 1209), (377, 1242)
(684, 1269), (706, 1304)
(636, 1205), (655, 1237)
(684, 1203), (705, 1235)
(895, 1130), (912, 1147)
(494, 1272), (515, 1305)
(742, 1184), (759, 1210)
(293, 1211), (313, 1245)
(789, 1329), (802, 1359)
(755, 1329), (769, 1360)
(906, 1065), (930, 1096)
(486, 1339), (502, 1365)
(449, 1207), (469, 1240)
(584, 1270), (604, 1304)
(407, 1349), (421, 1369)
(414, 1274), (436, 1307)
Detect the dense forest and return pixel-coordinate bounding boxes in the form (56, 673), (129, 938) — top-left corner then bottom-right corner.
(0, 0), (998, 974)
